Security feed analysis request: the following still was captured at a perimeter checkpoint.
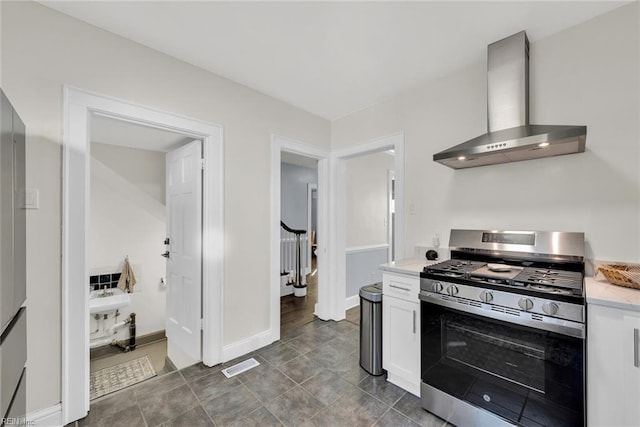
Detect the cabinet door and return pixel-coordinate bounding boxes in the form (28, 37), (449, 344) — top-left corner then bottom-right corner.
(622, 311), (640, 424)
(0, 307), (26, 416)
(12, 108), (25, 312)
(0, 91), (15, 329)
(588, 305), (640, 427)
(383, 295), (420, 395)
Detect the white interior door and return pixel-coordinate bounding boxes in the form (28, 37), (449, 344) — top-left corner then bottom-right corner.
(166, 140), (202, 361)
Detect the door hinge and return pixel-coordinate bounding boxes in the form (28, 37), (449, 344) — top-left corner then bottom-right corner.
(200, 318), (204, 330)
(200, 158), (205, 170)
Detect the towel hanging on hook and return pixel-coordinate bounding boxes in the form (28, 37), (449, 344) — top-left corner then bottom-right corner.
(118, 255), (137, 293)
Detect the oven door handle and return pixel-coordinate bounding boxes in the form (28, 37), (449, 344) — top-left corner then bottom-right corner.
(419, 291), (585, 339)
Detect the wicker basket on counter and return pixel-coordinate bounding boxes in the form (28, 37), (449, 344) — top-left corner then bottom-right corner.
(596, 264), (640, 290)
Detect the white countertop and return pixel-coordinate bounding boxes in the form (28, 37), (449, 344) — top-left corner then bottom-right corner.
(586, 275), (640, 312)
(379, 258), (442, 276)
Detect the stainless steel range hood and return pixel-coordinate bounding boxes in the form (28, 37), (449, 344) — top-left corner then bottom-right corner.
(434, 31), (586, 169)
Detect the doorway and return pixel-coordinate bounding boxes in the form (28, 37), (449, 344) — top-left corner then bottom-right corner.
(270, 135), (329, 342)
(62, 87), (224, 424)
(327, 132), (405, 320)
(87, 116), (201, 399)
(279, 153), (319, 334)
(343, 149), (396, 309)
(308, 183), (318, 273)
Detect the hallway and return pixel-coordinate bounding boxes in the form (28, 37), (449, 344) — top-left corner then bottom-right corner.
(280, 259), (318, 335)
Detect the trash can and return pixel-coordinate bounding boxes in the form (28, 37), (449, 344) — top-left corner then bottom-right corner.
(359, 282), (383, 376)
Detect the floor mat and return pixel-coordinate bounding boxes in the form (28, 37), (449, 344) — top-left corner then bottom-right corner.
(90, 354), (156, 400)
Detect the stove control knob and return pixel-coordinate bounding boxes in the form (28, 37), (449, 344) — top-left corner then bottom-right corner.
(518, 297), (534, 311)
(542, 302), (559, 316)
(479, 290), (493, 303)
(446, 285), (459, 296)
(432, 281), (444, 293)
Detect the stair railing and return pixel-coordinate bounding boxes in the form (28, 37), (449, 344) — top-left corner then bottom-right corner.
(280, 221), (307, 288)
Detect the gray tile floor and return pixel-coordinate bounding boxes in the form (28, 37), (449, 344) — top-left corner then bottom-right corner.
(72, 318), (449, 427)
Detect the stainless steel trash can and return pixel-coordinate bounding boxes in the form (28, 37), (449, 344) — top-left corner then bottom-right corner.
(359, 282), (383, 376)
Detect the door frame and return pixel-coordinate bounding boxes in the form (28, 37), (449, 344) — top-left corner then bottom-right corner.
(387, 169), (395, 263)
(62, 86), (224, 424)
(328, 132), (405, 319)
(271, 135), (329, 340)
(306, 183), (318, 274)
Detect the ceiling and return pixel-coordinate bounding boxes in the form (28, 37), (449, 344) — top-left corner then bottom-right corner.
(42, 1), (628, 120)
(90, 113), (194, 152)
(281, 151), (318, 169)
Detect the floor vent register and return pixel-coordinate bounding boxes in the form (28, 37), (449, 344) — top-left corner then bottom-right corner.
(221, 357), (260, 378)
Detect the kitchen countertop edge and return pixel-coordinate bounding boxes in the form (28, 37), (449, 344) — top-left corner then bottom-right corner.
(586, 276), (640, 312)
(379, 258), (441, 276)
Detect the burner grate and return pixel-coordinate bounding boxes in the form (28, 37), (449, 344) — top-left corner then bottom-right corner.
(425, 260), (486, 276)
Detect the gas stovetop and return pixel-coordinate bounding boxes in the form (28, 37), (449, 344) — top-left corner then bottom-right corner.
(420, 229), (586, 305)
(422, 259), (584, 300)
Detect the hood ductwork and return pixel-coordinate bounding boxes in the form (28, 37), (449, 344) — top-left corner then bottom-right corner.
(434, 31), (586, 169)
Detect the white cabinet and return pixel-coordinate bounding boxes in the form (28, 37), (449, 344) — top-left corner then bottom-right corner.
(0, 90), (26, 422)
(382, 272), (420, 396)
(1, 89), (26, 329)
(588, 304), (640, 427)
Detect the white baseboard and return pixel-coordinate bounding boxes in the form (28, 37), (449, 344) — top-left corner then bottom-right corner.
(345, 295), (360, 310)
(222, 329), (275, 362)
(27, 403), (62, 427)
(280, 283), (293, 297)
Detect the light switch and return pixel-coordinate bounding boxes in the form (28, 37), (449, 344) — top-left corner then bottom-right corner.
(23, 188), (39, 209)
(409, 203), (416, 215)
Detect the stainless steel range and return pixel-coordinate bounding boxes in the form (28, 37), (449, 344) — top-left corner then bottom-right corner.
(419, 229), (585, 427)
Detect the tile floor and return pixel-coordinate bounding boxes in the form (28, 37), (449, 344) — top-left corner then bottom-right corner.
(72, 316), (449, 427)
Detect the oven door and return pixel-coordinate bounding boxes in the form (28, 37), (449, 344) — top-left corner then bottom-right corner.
(420, 294), (584, 427)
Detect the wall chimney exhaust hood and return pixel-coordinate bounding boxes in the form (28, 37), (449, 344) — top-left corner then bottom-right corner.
(434, 31), (586, 169)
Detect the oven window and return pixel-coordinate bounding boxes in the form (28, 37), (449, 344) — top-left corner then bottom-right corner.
(421, 301), (584, 426)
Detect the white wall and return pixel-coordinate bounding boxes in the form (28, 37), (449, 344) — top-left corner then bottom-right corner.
(91, 142), (166, 204)
(344, 151), (393, 299)
(90, 143), (166, 340)
(1, 1), (330, 412)
(332, 3), (640, 265)
(345, 151), (394, 248)
(345, 247), (388, 299)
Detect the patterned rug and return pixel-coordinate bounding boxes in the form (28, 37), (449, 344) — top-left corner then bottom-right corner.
(90, 354), (157, 400)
